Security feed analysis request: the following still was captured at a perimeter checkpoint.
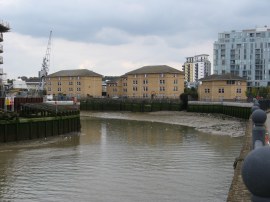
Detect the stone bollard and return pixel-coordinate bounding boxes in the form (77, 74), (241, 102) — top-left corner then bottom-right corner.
(251, 109), (267, 149)
(242, 106), (269, 201)
(251, 105), (260, 113)
(242, 147), (270, 201)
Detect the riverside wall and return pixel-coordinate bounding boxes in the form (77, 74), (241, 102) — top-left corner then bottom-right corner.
(0, 115), (81, 143)
(188, 101), (253, 119)
(227, 117), (253, 201)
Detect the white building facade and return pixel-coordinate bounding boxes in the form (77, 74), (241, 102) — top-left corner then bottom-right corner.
(182, 54), (211, 87)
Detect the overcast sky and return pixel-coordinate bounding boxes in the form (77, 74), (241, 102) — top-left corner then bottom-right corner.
(0, 0), (269, 79)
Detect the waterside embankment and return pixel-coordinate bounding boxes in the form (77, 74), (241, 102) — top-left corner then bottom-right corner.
(0, 102), (81, 143)
(227, 117), (252, 201)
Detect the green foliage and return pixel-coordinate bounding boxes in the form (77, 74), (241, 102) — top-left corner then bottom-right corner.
(184, 87), (198, 100)
(246, 87), (270, 99)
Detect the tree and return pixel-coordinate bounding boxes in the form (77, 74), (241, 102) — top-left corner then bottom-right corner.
(246, 87), (270, 99)
(184, 87), (198, 100)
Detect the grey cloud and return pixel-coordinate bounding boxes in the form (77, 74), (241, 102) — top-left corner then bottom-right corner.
(1, 0), (270, 53)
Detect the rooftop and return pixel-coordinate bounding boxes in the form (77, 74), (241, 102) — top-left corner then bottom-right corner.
(125, 65), (183, 75)
(48, 69), (103, 77)
(200, 73), (246, 81)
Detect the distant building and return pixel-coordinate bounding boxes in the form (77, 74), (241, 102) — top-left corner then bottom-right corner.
(13, 79), (28, 90)
(182, 54), (211, 87)
(25, 77), (40, 91)
(198, 73), (247, 102)
(0, 20), (10, 96)
(213, 26), (270, 87)
(106, 80), (121, 98)
(107, 65), (184, 99)
(45, 69), (103, 99)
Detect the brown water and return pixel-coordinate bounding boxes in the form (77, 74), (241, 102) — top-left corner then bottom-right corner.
(0, 117), (243, 202)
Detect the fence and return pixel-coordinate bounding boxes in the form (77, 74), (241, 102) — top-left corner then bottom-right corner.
(0, 97), (43, 112)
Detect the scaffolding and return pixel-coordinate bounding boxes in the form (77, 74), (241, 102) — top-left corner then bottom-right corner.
(0, 21), (10, 97)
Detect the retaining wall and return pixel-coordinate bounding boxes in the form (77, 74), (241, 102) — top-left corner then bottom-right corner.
(187, 101), (253, 119)
(0, 115), (81, 143)
(227, 118), (252, 201)
(80, 99), (182, 112)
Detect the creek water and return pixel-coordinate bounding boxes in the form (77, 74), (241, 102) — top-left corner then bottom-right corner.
(0, 117), (243, 202)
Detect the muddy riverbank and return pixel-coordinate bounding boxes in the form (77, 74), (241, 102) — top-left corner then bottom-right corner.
(80, 111), (247, 137)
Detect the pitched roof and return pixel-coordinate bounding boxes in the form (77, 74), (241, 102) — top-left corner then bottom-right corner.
(125, 65), (183, 75)
(200, 73), (246, 81)
(48, 69), (103, 77)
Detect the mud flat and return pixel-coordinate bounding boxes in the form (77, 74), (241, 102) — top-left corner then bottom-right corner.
(80, 111), (247, 137)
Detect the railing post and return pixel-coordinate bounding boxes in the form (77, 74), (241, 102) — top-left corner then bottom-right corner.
(242, 101), (270, 201)
(252, 109), (267, 149)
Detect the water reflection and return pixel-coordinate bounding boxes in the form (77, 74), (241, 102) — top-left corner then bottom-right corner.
(0, 117), (243, 202)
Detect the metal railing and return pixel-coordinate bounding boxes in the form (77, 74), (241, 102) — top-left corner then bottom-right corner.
(241, 100), (270, 201)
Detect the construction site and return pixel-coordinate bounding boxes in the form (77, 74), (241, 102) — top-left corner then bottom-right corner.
(0, 20), (9, 97)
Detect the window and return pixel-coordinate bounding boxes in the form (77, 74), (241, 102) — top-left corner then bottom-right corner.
(173, 86), (178, 91)
(143, 93), (148, 98)
(236, 88), (241, 93)
(48, 87), (51, 91)
(226, 80), (235, 85)
(205, 89), (210, 93)
(174, 79), (178, 84)
(77, 81), (81, 85)
(58, 82), (61, 86)
(69, 81), (73, 85)
(160, 80), (165, 84)
(143, 86), (148, 91)
(133, 80), (138, 85)
(160, 86), (165, 91)
(143, 80), (148, 84)
(69, 88), (73, 91)
(218, 88), (224, 93)
(77, 88), (81, 91)
(57, 88), (61, 92)
(133, 87), (137, 91)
